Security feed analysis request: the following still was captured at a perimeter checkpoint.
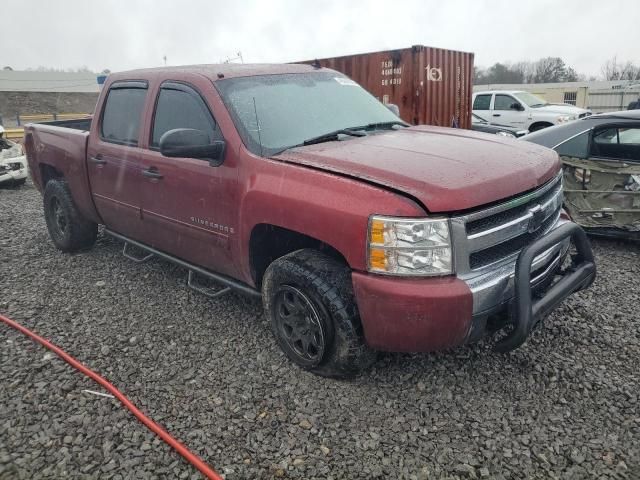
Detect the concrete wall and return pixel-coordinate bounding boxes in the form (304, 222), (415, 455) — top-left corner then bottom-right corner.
(0, 91), (99, 127)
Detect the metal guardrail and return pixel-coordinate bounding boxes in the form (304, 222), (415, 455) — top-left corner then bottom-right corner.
(6, 128), (25, 140)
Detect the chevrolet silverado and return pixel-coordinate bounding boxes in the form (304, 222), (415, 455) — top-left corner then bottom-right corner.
(24, 64), (596, 377)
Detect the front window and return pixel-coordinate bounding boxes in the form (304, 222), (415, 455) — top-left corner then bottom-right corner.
(151, 84), (219, 148)
(513, 92), (548, 108)
(494, 94), (518, 111)
(216, 72), (401, 156)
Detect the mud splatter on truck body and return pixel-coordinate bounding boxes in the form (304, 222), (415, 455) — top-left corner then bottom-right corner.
(298, 45), (474, 129)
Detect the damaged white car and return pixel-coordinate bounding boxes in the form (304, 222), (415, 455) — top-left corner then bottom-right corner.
(0, 126), (28, 187)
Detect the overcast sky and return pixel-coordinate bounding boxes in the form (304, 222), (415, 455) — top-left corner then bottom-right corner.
(2, 0), (638, 77)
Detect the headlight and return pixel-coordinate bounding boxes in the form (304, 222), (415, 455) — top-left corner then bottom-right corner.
(556, 115), (577, 123)
(368, 216), (453, 276)
(495, 130), (516, 138)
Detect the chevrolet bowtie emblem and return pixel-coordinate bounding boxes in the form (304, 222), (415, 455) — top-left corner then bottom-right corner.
(527, 204), (545, 233)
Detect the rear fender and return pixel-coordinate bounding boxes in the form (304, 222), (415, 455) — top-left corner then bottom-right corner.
(24, 124), (101, 224)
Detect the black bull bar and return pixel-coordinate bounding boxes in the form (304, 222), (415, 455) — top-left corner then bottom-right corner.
(494, 222), (596, 353)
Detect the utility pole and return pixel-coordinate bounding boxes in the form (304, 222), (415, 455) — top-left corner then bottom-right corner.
(163, 55), (167, 66)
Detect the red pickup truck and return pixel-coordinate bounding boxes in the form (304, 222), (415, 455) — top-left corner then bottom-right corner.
(24, 64), (596, 377)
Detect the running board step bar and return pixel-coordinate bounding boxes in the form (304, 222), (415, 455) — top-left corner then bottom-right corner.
(105, 229), (261, 299)
(122, 242), (155, 263)
(187, 271), (231, 299)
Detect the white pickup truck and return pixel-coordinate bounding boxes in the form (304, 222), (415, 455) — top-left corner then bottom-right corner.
(472, 90), (591, 132)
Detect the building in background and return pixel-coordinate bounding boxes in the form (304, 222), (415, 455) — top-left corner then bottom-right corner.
(0, 70), (100, 127)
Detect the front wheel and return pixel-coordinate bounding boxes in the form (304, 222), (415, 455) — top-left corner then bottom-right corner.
(262, 249), (377, 378)
(529, 122), (553, 132)
(43, 179), (97, 252)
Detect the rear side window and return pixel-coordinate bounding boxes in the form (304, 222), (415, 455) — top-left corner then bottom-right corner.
(101, 84), (147, 145)
(556, 131), (590, 159)
(473, 94), (491, 111)
(151, 84), (218, 148)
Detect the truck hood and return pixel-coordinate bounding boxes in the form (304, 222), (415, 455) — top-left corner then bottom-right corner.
(273, 125), (560, 213)
(535, 104), (590, 115)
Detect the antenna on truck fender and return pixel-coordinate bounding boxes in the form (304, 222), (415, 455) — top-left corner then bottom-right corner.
(252, 97), (264, 157)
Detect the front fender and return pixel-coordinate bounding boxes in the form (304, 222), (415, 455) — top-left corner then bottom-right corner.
(236, 155), (426, 284)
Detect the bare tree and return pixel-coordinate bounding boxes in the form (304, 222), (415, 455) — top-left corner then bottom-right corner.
(533, 57), (577, 83)
(474, 57), (584, 85)
(620, 61), (640, 81)
(513, 61), (536, 83)
(601, 57), (640, 81)
(602, 56), (620, 80)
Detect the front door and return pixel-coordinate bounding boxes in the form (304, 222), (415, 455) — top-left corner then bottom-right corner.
(87, 81), (148, 239)
(137, 80), (239, 278)
(492, 93), (526, 128)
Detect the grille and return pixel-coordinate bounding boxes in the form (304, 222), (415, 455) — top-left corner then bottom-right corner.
(466, 179), (562, 236)
(454, 173), (564, 272)
(469, 210), (560, 269)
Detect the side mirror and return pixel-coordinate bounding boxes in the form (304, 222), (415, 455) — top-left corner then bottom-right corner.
(385, 104), (400, 116)
(159, 128), (225, 166)
(511, 102), (524, 111)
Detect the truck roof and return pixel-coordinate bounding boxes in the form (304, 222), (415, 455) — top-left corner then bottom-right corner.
(473, 90), (526, 95)
(107, 63), (328, 82)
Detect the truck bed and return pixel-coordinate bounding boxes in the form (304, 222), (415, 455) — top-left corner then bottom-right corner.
(38, 117), (92, 131)
(24, 120), (100, 223)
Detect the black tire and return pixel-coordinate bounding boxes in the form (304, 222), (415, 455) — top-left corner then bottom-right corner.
(12, 178), (26, 187)
(262, 249), (377, 378)
(43, 179), (97, 252)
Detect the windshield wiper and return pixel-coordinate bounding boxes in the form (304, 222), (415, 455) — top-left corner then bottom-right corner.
(347, 120), (409, 131)
(302, 121), (409, 146)
(302, 128), (366, 146)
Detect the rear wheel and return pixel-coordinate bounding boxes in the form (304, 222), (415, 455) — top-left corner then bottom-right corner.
(262, 249), (377, 378)
(43, 179), (97, 252)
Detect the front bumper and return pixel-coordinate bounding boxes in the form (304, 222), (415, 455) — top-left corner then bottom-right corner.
(352, 221), (595, 353)
(0, 155), (28, 184)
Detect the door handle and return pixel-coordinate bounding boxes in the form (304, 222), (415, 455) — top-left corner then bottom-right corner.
(89, 155), (106, 165)
(142, 167), (163, 180)
(493, 113), (501, 117)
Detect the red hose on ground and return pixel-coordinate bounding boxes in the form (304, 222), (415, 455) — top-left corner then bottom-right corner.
(0, 313), (223, 480)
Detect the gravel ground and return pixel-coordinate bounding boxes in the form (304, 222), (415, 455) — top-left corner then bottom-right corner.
(1, 181), (639, 479)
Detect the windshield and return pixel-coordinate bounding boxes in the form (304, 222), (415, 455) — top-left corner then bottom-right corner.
(513, 91), (548, 107)
(216, 72), (402, 156)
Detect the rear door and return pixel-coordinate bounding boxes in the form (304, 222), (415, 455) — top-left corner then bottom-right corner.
(137, 79), (240, 277)
(472, 93), (492, 123)
(87, 81), (148, 239)
(555, 121), (640, 230)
